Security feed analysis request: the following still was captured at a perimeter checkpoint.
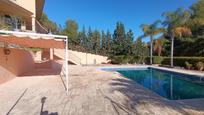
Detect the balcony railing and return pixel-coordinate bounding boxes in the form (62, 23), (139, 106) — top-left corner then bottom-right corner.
(35, 20), (48, 34)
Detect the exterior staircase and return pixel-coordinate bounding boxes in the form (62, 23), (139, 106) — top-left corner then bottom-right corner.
(54, 49), (81, 65)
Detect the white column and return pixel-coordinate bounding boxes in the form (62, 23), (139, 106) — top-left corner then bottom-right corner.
(65, 39), (69, 93)
(86, 53), (87, 65)
(31, 15), (36, 32)
(50, 48), (54, 60)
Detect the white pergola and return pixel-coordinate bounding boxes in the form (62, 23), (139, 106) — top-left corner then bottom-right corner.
(0, 30), (69, 93)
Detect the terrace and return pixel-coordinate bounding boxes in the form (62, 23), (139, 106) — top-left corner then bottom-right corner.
(0, 65), (204, 115)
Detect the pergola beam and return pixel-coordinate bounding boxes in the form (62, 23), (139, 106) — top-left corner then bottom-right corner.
(0, 30), (67, 39)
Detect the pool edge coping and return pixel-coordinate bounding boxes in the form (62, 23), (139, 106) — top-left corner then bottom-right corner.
(98, 65), (204, 78)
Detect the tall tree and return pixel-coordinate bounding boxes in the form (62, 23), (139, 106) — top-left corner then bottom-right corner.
(111, 22), (126, 56)
(126, 29), (134, 55)
(77, 26), (87, 51)
(80, 25), (87, 49)
(101, 30), (106, 54)
(153, 39), (163, 56)
(190, 0), (204, 24)
(40, 13), (59, 34)
(140, 20), (164, 65)
(189, 0), (204, 36)
(133, 38), (143, 56)
(87, 26), (93, 52)
(162, 8), (191, 67)
(106, 30), (112, 55)
(92, 29), (101, 54)
(142, 43), (150, 58)
(62, 19), (79, 49)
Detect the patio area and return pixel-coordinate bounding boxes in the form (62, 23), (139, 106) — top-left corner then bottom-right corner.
(0, 65), (204, 115)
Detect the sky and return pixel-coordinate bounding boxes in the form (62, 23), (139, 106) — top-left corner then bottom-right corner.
(44, 0), (197, 41)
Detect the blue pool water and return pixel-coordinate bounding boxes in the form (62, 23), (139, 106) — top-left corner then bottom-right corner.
(104, 67), (204, 100)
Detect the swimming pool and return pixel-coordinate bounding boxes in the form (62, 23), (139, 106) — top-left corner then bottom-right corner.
(102, 67), (204, 100)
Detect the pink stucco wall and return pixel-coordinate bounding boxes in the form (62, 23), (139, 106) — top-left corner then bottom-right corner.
(0, 48), (35, 84)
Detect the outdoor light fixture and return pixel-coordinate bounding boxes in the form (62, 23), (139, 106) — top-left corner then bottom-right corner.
(4, 48), (11, 55)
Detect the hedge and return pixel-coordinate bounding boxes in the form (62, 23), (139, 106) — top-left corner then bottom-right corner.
(145, 56), (164, 64)
(161, 57), (204, 67)
(110, 56), (204, 68)
(145, 56), (204, 67)
(109, 55), (131, 64)
(109, 55), (146, 64)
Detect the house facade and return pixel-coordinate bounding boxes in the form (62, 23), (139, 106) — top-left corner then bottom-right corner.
(0, 0), (47, 33)
(0, 0), (67, 84)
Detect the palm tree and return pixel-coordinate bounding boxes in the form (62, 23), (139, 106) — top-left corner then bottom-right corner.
(140, 20), (164, 65)
(154, 39), (163, 56)
(162, 8), (191, 67)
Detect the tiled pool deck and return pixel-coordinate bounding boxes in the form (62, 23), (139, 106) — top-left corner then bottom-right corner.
(0, 65), (204, 115)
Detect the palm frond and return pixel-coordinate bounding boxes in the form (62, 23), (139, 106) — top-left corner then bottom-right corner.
(140, 24), (151, 33)
(174, 27), (192, 37)
(138, 34), (148, 39)
(162, 8), (191, 29)
(153, 28), (166, 35)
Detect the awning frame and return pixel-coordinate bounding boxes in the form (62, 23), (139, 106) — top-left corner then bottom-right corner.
(0, 30), (67, 39)
(0, 30), (69, 93)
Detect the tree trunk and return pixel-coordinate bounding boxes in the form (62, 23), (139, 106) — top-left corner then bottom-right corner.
(150, 35), (153, 65)
(170, 33), (174, 67)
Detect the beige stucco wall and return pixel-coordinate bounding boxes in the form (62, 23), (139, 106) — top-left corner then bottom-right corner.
(0, 48), (35, 84)
(54, 49), (109, 65)
(68, 50), (109, 65)
(11, 0), (36, 15)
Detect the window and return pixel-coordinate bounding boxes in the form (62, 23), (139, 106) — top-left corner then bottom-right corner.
(4, 15), (22, 30)
(4, 15), (12, 25)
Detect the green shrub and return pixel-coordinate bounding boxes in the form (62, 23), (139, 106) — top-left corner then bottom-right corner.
(153, 56), (164, 64)
(109, 55), (123, 64)
(144, 57), (150, 64)
(185, 61), (192, 69)
(129, 56), (146, 64)
(109, 55), (131, 64)
(145, 56), (165, 64)
(195, 62), (204, 70)
(122, 56), (131, 64)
